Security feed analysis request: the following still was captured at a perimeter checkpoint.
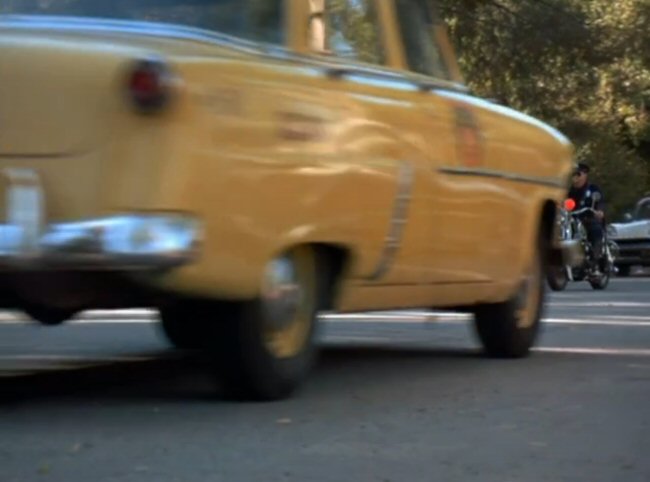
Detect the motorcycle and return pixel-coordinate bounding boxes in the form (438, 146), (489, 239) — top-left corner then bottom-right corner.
(547, 192), (618, 291)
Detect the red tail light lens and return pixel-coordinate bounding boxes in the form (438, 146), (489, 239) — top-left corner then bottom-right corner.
(564, 198), (576, 211)
(127, 59), (175, 114)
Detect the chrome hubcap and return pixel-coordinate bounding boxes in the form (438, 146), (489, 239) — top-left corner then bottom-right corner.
(261, 256), (303, 331)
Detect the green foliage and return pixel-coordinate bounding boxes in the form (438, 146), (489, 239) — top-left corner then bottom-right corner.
(439, 0), (650, 219)
(328, 0), (383, 64)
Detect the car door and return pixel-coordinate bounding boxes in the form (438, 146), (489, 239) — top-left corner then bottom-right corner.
(390, 0), (506, 283)
(298, 0), (456, 285)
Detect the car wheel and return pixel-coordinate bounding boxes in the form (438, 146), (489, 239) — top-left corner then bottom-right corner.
(473, 242), (544, 358)
(546, 265), (568, 291)
(158, 302), (211, 350)
(208, 245), (328, 401)
(22, 304), (79, 326)
(616, 265), (631, 277)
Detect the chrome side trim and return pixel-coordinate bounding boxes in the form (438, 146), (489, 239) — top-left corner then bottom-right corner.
(439, 166), (567, 189)
(369, 162), (415, 281)
(325, 70), (418, 92)
(291, 54), (469, 93)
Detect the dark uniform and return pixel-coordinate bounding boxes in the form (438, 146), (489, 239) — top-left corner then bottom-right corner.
(568, 181), (606, 267)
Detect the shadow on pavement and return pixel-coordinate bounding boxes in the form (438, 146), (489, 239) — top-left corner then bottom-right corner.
(0, 345), (484, 406)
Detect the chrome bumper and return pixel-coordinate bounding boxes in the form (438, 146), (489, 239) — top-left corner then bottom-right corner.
(0, 214), (201, 270)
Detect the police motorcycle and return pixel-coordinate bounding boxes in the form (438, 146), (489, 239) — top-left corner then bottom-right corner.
(547, 192), (618, 291)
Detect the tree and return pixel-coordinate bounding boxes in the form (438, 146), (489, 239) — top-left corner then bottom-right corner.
(438, 0), (650, 218)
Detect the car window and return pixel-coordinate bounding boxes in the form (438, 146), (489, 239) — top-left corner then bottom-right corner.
(393, 0), (451, 80)
(308, 0), (385, 66)
(0, 0), (285, 45)
(636, 201), (650, 220)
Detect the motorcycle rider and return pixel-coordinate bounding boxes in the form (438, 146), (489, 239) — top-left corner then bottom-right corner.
(568, 162), (606, 273)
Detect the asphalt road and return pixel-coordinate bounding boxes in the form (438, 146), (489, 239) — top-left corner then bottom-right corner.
(1, 277), (649, 482)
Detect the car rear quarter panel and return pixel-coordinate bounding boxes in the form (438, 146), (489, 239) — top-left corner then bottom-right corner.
(133, 58), (415, 299)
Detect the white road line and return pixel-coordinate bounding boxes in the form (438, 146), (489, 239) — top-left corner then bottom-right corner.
(324, 318), (650, 327)
(68, 318), (156, 324)
(550, 302), (650, 307)
(320, 313), (470, 322)
(543, 318), (650, 327)
(0, 354), (158, 362)
(0, 318), (157, 325)
(2, 345), (649, 379)
(2, 315), (650, 327)
(324, 335), (397, 343)
(533, 347), (650, 357)
(0, 309), (156, 321)
(575, 315), (650, 320)
(0, 354), (164, 378)
(326, 315), (650, 328)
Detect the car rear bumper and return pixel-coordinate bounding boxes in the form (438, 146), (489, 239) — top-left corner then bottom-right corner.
(0, 213), (202, 271)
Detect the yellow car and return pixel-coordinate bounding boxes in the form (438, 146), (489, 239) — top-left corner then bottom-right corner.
(0, 0), (576, 400)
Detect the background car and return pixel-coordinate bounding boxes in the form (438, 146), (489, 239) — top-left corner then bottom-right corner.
(607, 197), (650, 276)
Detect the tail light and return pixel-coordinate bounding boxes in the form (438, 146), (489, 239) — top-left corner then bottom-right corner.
(127, 58), (176, 114)
(563, 198), (576, 211)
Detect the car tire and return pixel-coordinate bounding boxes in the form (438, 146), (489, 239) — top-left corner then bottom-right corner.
(473, 241), (544, 358)
(22, 304), (78, 326)
(206, 246), (328, 401)
(158, 302), (211, 350)
(546, 265), (568, 291)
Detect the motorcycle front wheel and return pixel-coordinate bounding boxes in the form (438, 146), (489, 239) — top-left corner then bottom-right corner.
(591, 244), (615, 290)
(589, 266), (611, 290)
